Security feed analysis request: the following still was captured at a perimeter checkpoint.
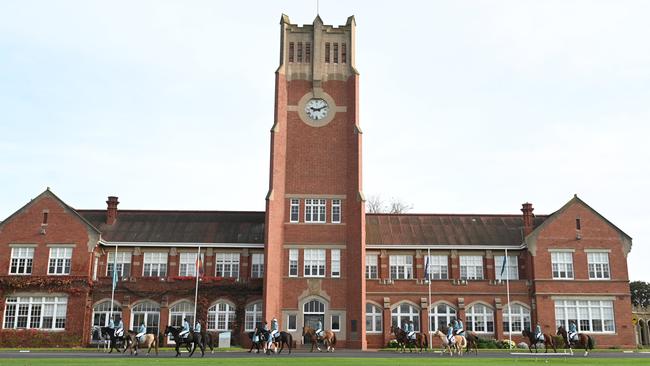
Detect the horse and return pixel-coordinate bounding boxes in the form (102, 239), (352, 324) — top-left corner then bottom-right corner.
(439, 325), (478, 355)
(164, 325), (204, 357)
(390, 325), (427, 353)
(432, 329), (466, 356)
(124, 330), (159, 356)
(98, 326), (130, 354)
(557, 325), (594, 356)
(252, 325), (293, 355)
(198, 330), (217, 354)
(522, 328), (557, 353)
(247, 327), (265, 354)
(303, 325), (336, 352)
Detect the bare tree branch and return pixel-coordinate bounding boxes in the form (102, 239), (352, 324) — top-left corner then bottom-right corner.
(366, 195), (413, 214)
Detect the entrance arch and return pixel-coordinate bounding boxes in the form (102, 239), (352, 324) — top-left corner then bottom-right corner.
(303, 299), (326, 344)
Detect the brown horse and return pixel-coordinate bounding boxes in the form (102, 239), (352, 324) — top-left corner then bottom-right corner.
(439, 325), (478, 355)
(125, 330), (159, 356)
(303, 326), (336, 352)
(390, 325), (428, 353)
(432, 330), (466, 356)
(557, 325), (594, 356)
(522, 328), (556, 353)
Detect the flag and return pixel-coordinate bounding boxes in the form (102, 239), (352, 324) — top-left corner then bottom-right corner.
(112, 259), (119, 291)
(424, 256), (430, 281)
(500, 255), (508, 279)
(196, 254), (204, 277)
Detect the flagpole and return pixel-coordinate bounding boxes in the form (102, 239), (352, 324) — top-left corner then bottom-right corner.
(505, 248), (512, 347)
(193, 246), (201, 323)
(110, 243), (118, 319)
(427, 247), (432, 350)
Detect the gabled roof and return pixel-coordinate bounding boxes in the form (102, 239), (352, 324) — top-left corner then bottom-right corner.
(0, 188), (100, 234)
(365, 213), (547, 247)
(78, 210), (265, 244)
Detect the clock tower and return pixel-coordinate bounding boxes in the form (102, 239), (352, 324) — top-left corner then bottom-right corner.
(263, 14), (366, 349)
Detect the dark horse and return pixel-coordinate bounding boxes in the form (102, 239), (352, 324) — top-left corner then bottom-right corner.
(250, 325), (293, 355)
(164, 326), (204, 357)
(98, 326), (130, 354)
(557, 325), (594, 356)
(390, 325), (428, 353)
(522, 328), (556, 353)
(439, 325), (478, 355)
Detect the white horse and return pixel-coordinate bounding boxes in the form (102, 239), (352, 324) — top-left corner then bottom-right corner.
(432, 330), (466, 356)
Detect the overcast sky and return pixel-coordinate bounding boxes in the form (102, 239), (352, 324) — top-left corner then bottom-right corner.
(1, 0), (649, 280)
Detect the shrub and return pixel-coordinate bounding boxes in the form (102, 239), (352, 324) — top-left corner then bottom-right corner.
(476, 337), (498, 349)
(387, 339), (399, 348)
(0, 329), (82, 348)
(498, 339), (516, 349)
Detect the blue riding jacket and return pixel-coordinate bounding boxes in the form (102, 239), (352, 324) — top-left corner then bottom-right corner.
(569, 323), (577, 333)
(194, 322), (201, 332)
(182, 320), (190, 332)
(108, 319), (115, 329)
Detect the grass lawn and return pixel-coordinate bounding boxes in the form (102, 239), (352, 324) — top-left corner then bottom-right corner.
(0, 359), (648, 366)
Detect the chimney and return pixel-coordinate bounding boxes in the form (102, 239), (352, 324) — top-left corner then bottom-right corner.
(106, 196), (119, 225)
(521, 202), (534, 236)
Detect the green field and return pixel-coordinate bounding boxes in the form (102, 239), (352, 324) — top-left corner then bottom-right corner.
(0, 358), (649, 366)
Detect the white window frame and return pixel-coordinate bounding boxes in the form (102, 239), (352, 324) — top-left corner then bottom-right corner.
(9, 247), (34, 275)
(142, 252), (168, 277)
(304, 249), (326, 277)
(366, 254), (378, 279)
(290, 199), (300, 223)
(429, 303), (456, 332)
(244, 302), (263, 331)
(502, 303), (531, 333)
(587, 252), (610, 280)
(551, 251), (574, 279)
(91, 301), (120, 341)
(331, 314), (341, 332)
(169, 302), (194, 342)
(288, 249), (299, 277)
(554, 299), (615, 333)
(331, 249), (340, 278)
(390, 255), (413, 280)
(305, 199), (326, 223)
(331, 199), (341, 223)
(494, 255), (519, 280)
(425, 255), (448, 280)
(366, 303), (382, 333)
(48, 247), (72, 275)
(178, 252), (198, 277)
(466, 304), (494, 333)
(287, 314), (297, 331)
(107, 251), (132, 277)
(460, 255), (484, 280)
(251, 253), (264, 278)
(130, 301), (160, 335)
(207, 302), (236, 331)
(391, 303), (420, 331)
(215, 253), (240, 279)
(3, 296), (68, 330)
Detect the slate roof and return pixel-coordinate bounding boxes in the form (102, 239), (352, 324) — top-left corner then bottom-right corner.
(78, 210), (265, 244)
(365, 213), (547, 246)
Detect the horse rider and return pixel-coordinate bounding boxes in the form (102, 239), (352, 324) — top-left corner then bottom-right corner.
(535, 323), (544, 343)
(453, 318), (465, 336)
(179, 317), (191, 339)
(401, 320), (409, 336)
(315, 320), (324, 340)
(446, 322), (456, 345)
(115, 316), (124, 337)
(268, 317), (279, 349)
(108, 316), (115, 330)
(194, 319), (202, 333)
(136, 322), (147, 343)
(568, 321), (578, 343)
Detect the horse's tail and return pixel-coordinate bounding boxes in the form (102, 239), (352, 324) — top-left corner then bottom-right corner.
(587, 335), (594, 350)
(331, 333), (337, 347)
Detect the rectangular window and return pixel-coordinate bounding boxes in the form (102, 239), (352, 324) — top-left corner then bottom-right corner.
(494, 255), (519, 280)
(341, 43), (347, 63)
(48, 247), (72, 275)
(555, 299), (615, 333)
(179, 252), (198, 277)
(460, 256), (484, 280)
(305, 199), (326, 223)
(551, 252), (574, 279)
(9, 247), (34, 275)
(3, 296), (67, 330)
(366, 254), (378, 279)
(287, 314), (297, 331)
(425, 255), (448, 280)
(142, 252), (168, 277)
(107, 251), (132, 277)
(251, 253), (264, 278)
(331, 314), (340, 332)
(588, 252), (610, 280)
(333, 43), (339, 63)
(389, 255), (413, 280)
(305, 42), (311, 63)
(331, 249), (341, 278)
(325, 42), (330, 63)
(288, 42), (294, 63)
(290, 199), (300, 223)
(297, 42), (303, 63)
(215, 253), (240, 279)
(289, 249), (299, 277)
(331, 199), (341, 223)
(304, 249), (326, 277)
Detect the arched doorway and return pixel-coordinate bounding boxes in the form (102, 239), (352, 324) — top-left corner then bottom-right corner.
(303, 299), (325, 344)
(640, 320), (649, 346)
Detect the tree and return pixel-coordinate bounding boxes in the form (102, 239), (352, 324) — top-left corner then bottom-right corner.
(630, 281), (650, 308)
(366, 195), (413, 214)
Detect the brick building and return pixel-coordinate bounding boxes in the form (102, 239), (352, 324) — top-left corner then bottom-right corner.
(0, 15), (636, 349)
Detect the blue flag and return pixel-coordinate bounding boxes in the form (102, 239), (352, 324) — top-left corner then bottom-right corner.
(112, 254), (119, 291)
(500, 256), (508, 279)
(424, 256), (430, 280)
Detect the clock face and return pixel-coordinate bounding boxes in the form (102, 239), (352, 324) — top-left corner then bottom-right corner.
(304, 98), (329, 121)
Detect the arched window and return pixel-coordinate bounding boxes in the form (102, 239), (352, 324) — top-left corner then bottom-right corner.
(91, 301), (121, 341)
(366, 303), (382, 333)
(245, 302), (263, 331)
(304, 299), (325, 314)
(169, 301), (195, 328)
(131, 301), (160, 335)
(207, 302), (235, 331)
(391, 303), (420, 331)
(466, 304), (494, 333)
(429, 303), (456, 332)
(503, 303), (531, 333)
